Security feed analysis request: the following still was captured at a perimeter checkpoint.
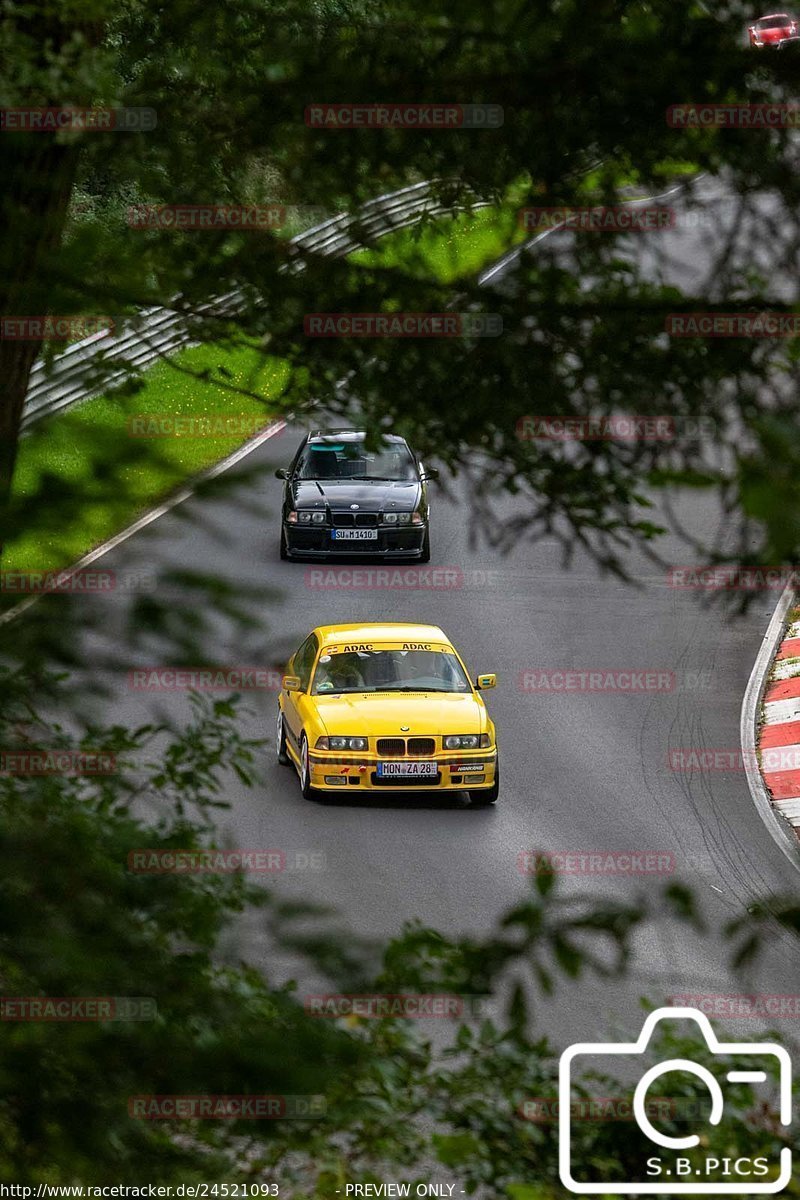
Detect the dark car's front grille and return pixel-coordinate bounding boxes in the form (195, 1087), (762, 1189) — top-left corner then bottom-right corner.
(407, 737), (435, 756)
(376, 738), (406, 756)
(330, 511), (379, 528)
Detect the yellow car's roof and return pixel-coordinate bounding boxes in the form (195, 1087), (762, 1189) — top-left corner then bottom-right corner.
(314, 622), (451, 647)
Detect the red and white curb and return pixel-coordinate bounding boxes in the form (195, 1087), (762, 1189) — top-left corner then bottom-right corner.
(741, 581), (800, 867)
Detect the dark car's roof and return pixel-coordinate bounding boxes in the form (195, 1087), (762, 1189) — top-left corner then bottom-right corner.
(307, 429), (407, 444)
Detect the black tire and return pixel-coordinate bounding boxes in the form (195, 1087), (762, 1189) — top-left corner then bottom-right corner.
(299, 733), (322, 801)
(419, 525), (431, 563)
(279, 526), (289, 560)
(471, 758), (499, 806)
(276, 707), (290, 765)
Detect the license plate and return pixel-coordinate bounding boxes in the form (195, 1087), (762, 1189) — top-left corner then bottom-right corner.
(332, 528), (378, 540)
(377, 760), (438, 779)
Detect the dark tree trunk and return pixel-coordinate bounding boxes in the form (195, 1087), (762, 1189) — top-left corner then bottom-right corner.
(0, 140), (79, 526)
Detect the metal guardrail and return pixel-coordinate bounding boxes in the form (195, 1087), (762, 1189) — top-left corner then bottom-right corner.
(22, 181), (488, 431)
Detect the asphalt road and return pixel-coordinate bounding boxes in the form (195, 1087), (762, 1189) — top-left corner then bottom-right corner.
(41, 169), (800, 1051)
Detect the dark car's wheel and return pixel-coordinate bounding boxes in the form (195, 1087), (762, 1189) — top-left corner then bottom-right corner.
(279, 526), (289, 560)
(419, 526), (431, 563)
(471, 759), (499, 806)
(276, 707), (290, 765)
(299, 733), (322, 801)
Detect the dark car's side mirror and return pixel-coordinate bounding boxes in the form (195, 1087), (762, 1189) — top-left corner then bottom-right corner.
(275, 468), (291, 480)
(421, 466), (440, 481)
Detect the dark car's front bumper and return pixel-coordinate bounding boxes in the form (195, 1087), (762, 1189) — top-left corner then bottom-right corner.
(283, 523), (427, 559)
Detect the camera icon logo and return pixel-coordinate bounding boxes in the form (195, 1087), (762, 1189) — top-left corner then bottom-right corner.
(559, 1006), (792, 1194)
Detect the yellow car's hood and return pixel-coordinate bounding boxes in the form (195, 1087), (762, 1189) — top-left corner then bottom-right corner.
(313, 691), (488, 737)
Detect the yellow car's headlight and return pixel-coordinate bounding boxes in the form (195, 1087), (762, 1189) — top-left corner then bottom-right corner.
(316, 736), (368, 751)
(444, 734), (490, 750)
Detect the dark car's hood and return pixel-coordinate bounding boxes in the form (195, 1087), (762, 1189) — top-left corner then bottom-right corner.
(289, 479), (421, 511)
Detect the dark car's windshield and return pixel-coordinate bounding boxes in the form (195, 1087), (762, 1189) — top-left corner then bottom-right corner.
(758, 15), (793, 27)
(311, 649), (471, 694)
(297, 438), (417, 482)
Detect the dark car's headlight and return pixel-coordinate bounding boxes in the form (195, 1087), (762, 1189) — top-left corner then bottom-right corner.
(316, 736), (368, 751)
(444, 734), (490, 750)
(288, 510), (326, 525)
(384, 512), (424, 525)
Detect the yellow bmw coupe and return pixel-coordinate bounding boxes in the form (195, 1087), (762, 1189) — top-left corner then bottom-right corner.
(277, 622), (498, 804)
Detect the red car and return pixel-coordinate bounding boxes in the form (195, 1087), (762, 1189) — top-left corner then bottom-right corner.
(748, 12), (799, 45)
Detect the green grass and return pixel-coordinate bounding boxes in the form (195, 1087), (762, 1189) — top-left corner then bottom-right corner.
(350, 201), (527, 283)
(8, 342), (289, 573)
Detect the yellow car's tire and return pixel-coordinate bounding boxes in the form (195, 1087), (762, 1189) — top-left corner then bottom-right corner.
(471, 759), (499, 806)
(276, 708), (291, 766)
(299, 733), (323, 802)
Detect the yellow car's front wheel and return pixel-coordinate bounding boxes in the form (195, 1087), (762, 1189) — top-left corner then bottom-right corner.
(276, 708), (291, 766)
(299, 733), (323, 802)
(471, 757), (499, 806)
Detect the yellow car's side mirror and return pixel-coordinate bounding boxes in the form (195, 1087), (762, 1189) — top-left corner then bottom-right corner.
(475, 673), (496, 690)
(283, 674), (301, 692)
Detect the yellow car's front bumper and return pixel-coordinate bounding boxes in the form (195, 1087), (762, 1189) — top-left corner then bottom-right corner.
(305, 749), (498, 793)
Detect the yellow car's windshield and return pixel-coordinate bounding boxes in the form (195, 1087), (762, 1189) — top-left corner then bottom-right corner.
(312, 649), (471, 694)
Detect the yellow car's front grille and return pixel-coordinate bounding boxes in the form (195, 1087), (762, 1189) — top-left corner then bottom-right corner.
(407, 737), (436, 756)
(375, 736), (437, 757)
(376, 737), (406, 756)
